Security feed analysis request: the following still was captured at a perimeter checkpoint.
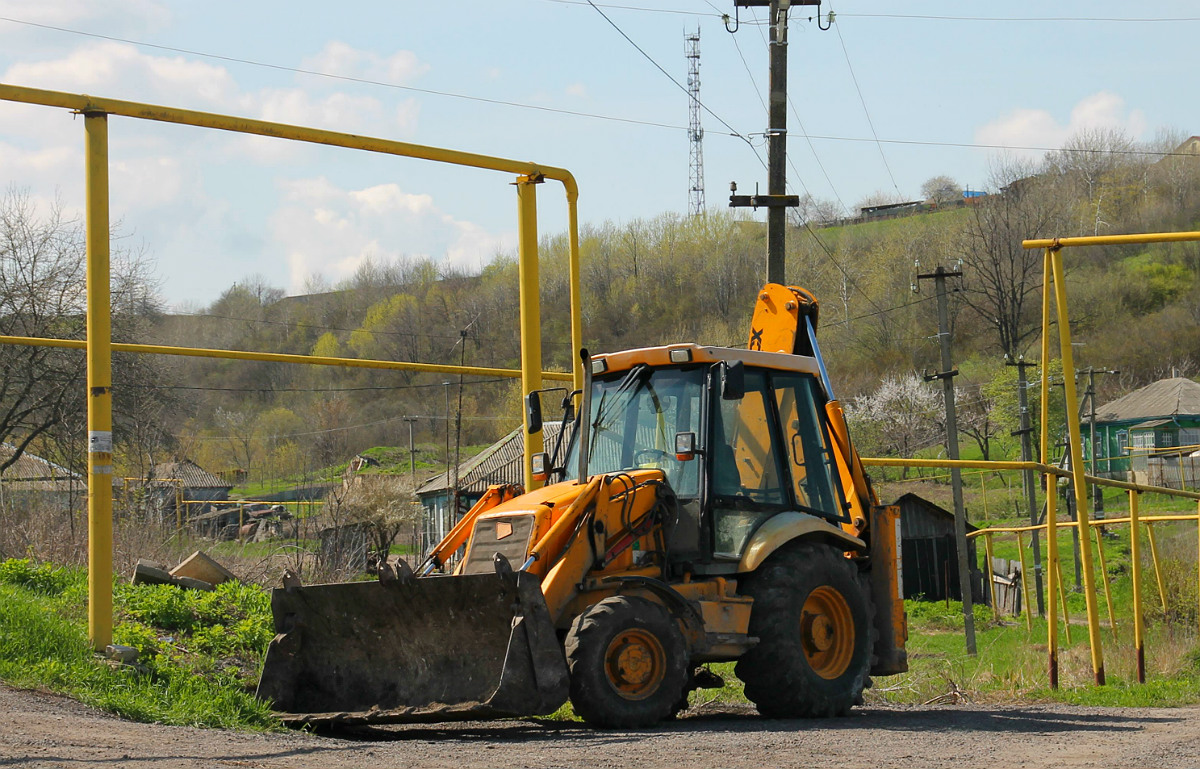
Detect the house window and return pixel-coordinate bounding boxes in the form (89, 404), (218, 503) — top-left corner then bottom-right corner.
(1115, 430), (1129, 455)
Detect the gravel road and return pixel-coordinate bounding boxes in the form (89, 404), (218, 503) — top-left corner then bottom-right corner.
(3, 684), (1198, 769)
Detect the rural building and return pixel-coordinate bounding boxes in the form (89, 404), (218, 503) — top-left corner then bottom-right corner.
(417, 422), (565, 548)
(120, 459), (234, 520)
(1171, 136), (1200, 156)
(1090, 377), (1200, 487)
(892, 492), (985, 603)
(0, 444), (84, 512)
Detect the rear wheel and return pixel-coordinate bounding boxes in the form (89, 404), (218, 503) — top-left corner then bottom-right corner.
(565, 596), (689, 728)
(735, 542), (872, 718)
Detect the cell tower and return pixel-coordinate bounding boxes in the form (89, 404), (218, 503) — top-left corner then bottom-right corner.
(686, 27), (705, 217)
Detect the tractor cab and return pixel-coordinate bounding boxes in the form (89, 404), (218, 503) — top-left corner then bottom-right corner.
(555, 343), (853, 576)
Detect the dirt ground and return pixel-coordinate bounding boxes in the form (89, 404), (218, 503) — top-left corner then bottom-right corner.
(3, 684), (1199, 769)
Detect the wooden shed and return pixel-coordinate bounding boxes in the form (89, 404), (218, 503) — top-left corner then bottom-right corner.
(893, 492), (986, 603)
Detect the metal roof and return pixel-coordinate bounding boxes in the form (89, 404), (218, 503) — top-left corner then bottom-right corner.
(417, 422), (565, 497)
(0, 444), (82, 492)
(1095, 377), (1200, 424)
(1129, 418), (1175, 430)
(144, 460), (232, 490)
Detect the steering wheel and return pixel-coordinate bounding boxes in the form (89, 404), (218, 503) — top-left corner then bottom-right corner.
(632, 448), (670, 466)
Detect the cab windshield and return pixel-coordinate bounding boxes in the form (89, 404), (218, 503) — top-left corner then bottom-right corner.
(567, 366), (704, 497)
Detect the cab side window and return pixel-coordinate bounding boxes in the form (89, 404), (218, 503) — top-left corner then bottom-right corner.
(711, 370), (787, 556)
(772, 372), (840, 518)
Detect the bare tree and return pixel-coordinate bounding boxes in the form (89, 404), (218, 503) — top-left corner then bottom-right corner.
(1044, 127), (1139, 235)
(790, 194), (845, 227)
(958, 155), (1071, 357)
(0, 189), (86, 473)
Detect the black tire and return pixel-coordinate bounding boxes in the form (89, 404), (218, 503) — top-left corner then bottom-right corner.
(735, 542), (873, 718)
(565, 596), (690, 728)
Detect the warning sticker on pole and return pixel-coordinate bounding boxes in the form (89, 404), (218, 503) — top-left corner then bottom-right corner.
(88, 431), (113, 454)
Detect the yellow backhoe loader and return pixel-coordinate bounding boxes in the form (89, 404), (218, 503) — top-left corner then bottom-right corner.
(256, 283), (907, 728)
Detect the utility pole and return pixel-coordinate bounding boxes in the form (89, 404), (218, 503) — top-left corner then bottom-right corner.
(1082, 366), (1119, 522)
(443, 380), (451, 543)
(403, 416), (419, 552)
(727, 0), (815, 282)
(919, 264), (976, 655)
(452, 329), (469, 523)
(1007, 355), (1045, 617)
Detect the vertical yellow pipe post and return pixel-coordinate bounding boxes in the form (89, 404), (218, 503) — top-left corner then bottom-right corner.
(1049, 246), (1105, 684)
(517, 174), (545, 490)
(1093, 526), (1117, 640)
(84, 112), (114, 652)
(984, 533), (999, 621)
(1017, 531), (1033, 631)
(1196, 501), (1200, 637)
(565, 193), (584, 393)
(1040, 248), (1060, 687)
(1130, 490), (1145, 683)
(1146, 523), (1168, 615)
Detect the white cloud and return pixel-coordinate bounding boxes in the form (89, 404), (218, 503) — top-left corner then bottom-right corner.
(976, 91), (1148, 156)
(566, 83), (587, 98)
(271, 177), (513, 291)
(4, 41), (238, 108)
(301, 41), (428, 85)
(0, 0), (171, 38)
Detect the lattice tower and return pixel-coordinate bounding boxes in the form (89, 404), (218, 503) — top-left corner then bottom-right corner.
(686, 28), (705, 217)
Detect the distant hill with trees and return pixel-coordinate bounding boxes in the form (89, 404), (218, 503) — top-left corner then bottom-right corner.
(4, 126), (1200, 485)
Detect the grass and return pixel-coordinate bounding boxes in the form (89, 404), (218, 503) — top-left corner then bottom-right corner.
(0, 558), (278, 730)
(5, 535), (1200, 733)
(879, 599), (1200, 708)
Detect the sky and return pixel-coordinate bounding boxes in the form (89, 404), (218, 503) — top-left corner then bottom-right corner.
(0, 1), (1196, 307)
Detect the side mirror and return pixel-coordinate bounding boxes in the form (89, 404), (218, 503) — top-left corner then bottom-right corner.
(525, 392), (543, 434)
(721, 360), (745, 400)
(675, 432), (697, 462)
(531, 452), (549, 482)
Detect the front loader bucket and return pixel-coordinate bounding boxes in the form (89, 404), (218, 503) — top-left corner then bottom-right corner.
(256, 571), (569, 726)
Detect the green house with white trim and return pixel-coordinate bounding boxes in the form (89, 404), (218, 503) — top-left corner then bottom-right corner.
(1091, 377), (1200, 487)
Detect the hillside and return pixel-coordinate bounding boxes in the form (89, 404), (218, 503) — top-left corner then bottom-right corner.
(7, 135), (1200, 486)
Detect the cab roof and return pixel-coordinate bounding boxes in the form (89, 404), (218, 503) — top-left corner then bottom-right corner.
(593, 343), (822, 378)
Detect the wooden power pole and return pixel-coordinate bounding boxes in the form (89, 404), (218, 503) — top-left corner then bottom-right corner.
(727, 0), (814, 282)
(919, 264), (976, 655)
(1007, 356), (1045, 617)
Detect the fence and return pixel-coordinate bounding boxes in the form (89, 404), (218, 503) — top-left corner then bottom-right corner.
(0, 82), (584, 650)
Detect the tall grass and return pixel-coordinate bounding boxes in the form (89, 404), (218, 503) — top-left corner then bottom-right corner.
(0, 558), (277, 729)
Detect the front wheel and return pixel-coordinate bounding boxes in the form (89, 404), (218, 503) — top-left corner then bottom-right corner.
(735, 542), (873, 718)
(565, 596), (689, 728)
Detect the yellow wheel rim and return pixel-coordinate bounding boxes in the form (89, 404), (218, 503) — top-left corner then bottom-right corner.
(800, 586), (855, 680)
(604, 628), (666, 700)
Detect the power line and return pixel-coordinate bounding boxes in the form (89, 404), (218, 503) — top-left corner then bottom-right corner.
(582, 0), (766, 168)
(9, 14), (1184, 164)
(123, 377), (512, 394)
(829, 7), (904, 200)
(184, 411), (515, 443)
(544, 0), (724, 17)
(732, 6), (887, 318)
(837, 13), (1200, 23)
(0, 15), (686, 133)
(539, 2), (1200, 25)
(171, 309), (576, 349)
(727, 23), (768, 118)
(793, 133), (1200, 159)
